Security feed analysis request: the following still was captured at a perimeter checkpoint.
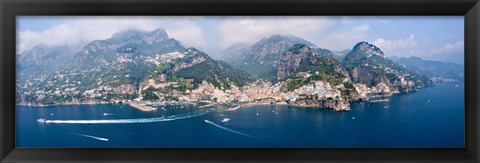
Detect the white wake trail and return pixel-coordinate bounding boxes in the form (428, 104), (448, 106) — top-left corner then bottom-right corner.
(102, 113), (115, 116)
(204, 119), (267, 142)
(43, 108), (215, 124)
(75, 134), (109, 141)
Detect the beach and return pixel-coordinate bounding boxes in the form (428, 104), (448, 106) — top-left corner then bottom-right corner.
(128, 102), (157, 112)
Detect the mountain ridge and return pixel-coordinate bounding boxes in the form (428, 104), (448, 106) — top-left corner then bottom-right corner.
(223, 34), (325, 81)
(16, 29), (451, 110)
(391, 56), (464, 82)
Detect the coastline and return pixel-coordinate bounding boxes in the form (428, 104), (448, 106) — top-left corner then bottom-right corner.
(15, 102), (117, 107)
(16, 83), (453, 111)
(224, 101), (289, 112)
(127, 102), (157, 112)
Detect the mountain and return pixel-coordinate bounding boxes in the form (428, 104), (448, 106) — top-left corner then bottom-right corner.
(218, 43), (251, 63)
(74, 28), (185, 69)
(171, 48), (254, 89)
(343, 42), (432, 91)
(16, 28), (253, 101)
(17, 44), (76, 76)
(223, 34), (321, 81)
(391, 56), (464, 82)
(277, 44), (348, 81)
(68, 29), (253, 94)
(275, 44), (351, 93)
(427, 52), (464, 65)
(248, 34), (318, 60)
(274, 44), (351, 110)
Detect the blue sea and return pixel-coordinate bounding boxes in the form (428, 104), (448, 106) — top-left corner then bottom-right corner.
(16, 83), (464, 148)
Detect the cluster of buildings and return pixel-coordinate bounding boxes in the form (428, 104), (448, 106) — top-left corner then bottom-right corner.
(136, 76), (349, 107)
(353, 82), (392, 101)
(284, 81), (341, 102)
(177, 81), (283, 103)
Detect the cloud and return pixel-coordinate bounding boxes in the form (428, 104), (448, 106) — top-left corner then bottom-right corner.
(341, 17), (353, 25)
(430, 41), (464, 54)
(373, 34), (418, 56)
(426, 41), (464, 64)
(341, 16), (392, 25)
(217, 16), (333, 49)
(17, 17), (205, 53)
(374, 34), (416, 49)
(372, 36), (464, 61)
(317, 23), (370, 51)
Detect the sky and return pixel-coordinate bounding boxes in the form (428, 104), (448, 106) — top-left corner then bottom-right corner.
(17, 16), (464, 64)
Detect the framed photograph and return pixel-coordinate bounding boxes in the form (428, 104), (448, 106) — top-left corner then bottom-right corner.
(1, 0), (479, 162)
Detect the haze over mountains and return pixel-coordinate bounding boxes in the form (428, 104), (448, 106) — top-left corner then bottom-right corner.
(16, 28), (463, 107)
(390, 56), (464, 82)
(18, 28), (463, 83)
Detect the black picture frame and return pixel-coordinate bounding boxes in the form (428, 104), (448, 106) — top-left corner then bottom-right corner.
(1, 0), (479, 162)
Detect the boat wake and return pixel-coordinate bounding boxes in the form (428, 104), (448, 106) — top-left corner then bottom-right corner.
(42, 108), (215, 124)
(102, 113), (115, 116)
(204, 119), (267, 143)
(74, 133), (109, 141)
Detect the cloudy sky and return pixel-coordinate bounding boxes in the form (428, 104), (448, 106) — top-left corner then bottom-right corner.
(17, 16), (464, 64)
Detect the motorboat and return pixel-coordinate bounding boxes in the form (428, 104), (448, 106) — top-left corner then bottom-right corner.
(221, 118), (230, 123)
(37, 118), (46, 123)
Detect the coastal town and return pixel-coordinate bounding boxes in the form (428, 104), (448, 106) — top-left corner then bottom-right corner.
(16, 67), (398, 112)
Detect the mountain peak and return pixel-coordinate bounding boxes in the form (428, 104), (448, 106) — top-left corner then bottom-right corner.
(287, 44), (311, 54)
(268, 34), (285, 39)
(111, 29), (144, 39)
(148, 28), (169, 39)
(110, 28), (169, 44)
(259, 34), (318, 48)
(248, 34), (317, 58)
(352, 41), (385, 57)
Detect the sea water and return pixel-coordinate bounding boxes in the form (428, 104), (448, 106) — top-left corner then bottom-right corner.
(16, 83), (464, 147)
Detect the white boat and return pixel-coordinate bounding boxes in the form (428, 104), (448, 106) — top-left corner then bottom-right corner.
(221, 118), (230, 123)
(37, 118), (46, 123)
(256, 113), (259, 116)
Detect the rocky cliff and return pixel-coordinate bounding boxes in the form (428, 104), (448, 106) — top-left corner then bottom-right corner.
(224, 34), (319, 81)
(277, 44), (348, 81)
(343, 42), (433, 92)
